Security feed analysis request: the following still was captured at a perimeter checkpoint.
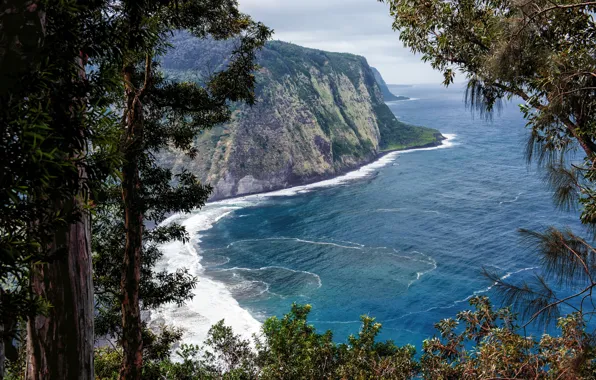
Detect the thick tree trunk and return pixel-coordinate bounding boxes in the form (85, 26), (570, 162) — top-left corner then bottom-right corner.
(119, 66), (145, 380)
(0, 302), (17, 380)
(0, 323), (4, 379)
(26, 200), (94, 379)
(24, 8), (95, 378)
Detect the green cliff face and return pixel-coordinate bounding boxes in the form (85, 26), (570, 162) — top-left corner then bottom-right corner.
(158, 35), (443, 199)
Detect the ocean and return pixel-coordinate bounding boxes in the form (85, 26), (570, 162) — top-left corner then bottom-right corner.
(151, 83), (585, 348)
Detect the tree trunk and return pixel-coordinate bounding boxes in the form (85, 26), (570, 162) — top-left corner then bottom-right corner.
(26, 200), (94, 379)
(119, 65), (145, 380)
(24, 10), (95, 378)
(0, 323), (4, 379)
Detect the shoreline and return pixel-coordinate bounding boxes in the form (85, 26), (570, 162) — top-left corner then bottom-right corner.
(151, 134), (457, 345)
(207, 134), (449, 203)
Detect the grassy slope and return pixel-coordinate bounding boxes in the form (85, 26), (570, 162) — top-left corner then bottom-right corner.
(374, 103), (443, 151)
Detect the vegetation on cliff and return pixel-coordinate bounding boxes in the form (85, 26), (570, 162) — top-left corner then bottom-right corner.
(159, 35), (443, 199)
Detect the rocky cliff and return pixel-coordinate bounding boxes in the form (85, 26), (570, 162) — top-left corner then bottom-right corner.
(371, 67), (409, 102)
(158, 35), (443, 200)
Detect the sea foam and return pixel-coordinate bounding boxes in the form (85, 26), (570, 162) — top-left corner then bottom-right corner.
(151, 134), (457, 344)
(151, 206), (262, 345)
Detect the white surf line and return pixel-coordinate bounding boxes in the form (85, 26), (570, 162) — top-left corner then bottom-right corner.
(226, 237), (363, 251)
(223, 237), (438, 294)
(386, 98), (421, 103)
(213, 266), (323, 289)
(393, 266), (539, 321)
(407, 252), (439, 289)
(212, 134), (457, 202)
(226, 237), (437, 267)
(224, 237), (439, 290)
(407, 270), (435, 289)
(499, 192), (523, 205)
(325, 237), (366, 248)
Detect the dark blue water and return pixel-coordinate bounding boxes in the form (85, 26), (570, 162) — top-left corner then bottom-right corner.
(196, 84), (584, 346)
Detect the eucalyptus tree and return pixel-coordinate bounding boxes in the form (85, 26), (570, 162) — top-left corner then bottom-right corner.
(88, 2), (271, 378)
(1, 1), (121, 379)
(382, 0), (596, 331)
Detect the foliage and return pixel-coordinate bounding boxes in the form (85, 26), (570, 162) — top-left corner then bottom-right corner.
(1, 0), (121, 375)
(383, 0), (596, 330)
(382, 0), (596, 219)
(92, 299), (596, 379)
(420, 296), (596, 379)
(84, 1), (270, 377)
(94, 304), (418, 379)
(255, 304), (417, 380)
(1, 0), (270, 376)
(6, 0), (596, 378)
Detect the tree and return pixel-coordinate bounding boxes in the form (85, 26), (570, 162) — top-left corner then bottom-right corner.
(0, 4), (49, 376)
(1, 1), (120, 378)
(256, 304), (417, 379)
(87, 2), (271, 378)
(94, 300), (596, 379)
(420, 297), (596, 379)
(383, 0), (596, 156)
(383, 0), (596, 330)
(94, 304), (419, 380)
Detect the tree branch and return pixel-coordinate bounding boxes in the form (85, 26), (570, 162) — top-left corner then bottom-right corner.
(516, 1), (596, 36)
(523, 282), (596, 327)
(139, 53), (152, 98)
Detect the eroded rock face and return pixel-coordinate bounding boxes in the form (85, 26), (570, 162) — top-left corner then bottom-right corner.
(158, 35), (443, 200)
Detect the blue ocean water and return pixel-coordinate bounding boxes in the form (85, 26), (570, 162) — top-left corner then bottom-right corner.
(193, 84), (585, 346)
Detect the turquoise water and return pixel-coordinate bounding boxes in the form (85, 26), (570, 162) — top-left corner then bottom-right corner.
(192, 84), (584, 346)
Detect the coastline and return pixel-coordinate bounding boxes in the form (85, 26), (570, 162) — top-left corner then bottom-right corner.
(150, 134), (457, 345)
(207, 134), (449, 203)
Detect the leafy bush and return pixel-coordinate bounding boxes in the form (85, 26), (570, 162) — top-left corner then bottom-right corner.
(93, 297), (596, 379)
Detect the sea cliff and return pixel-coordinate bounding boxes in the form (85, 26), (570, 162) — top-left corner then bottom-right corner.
(158, 35), (444, 199)
(370, 67), (409, 102)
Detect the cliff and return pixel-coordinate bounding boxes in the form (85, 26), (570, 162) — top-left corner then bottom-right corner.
(158, 35), (443, 200)
(370, 67), (409, 102)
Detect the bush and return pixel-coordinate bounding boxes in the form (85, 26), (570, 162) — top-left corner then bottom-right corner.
(93, 299), (596, 379)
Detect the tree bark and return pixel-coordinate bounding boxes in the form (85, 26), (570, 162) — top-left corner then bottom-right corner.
(26, 200), (94, 380)
(119, 64), (145, 380)
(0, 322), (4, 379)
(24, 7), (95, 379)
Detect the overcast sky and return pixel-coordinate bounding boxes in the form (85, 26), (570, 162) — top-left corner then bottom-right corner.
(239, 0), (445, 84)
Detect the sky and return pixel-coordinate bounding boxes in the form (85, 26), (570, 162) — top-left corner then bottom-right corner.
(238, 0), (445, 84)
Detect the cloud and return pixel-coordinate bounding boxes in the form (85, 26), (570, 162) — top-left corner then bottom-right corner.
(239, 0), (446, 84)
